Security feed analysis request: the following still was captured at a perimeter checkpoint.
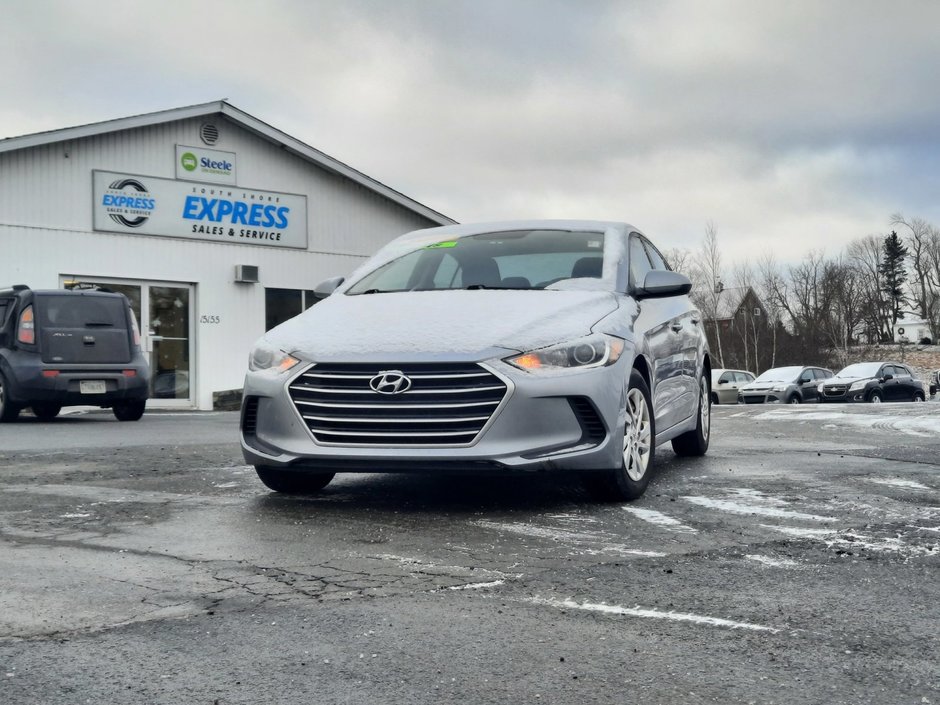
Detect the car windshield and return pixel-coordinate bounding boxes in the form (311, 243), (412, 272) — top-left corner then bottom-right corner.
(835, 362), (882, 378)
(345, 229), (607, 295)
(754, 366), (802, 383)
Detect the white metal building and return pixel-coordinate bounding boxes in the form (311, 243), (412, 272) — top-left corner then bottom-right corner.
(0, 101), (454, 409)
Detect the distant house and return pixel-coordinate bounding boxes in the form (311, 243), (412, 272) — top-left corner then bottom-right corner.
(710, 286), (768, 331)
(893, 318), (932, 344)
(701, 285), (772, 373)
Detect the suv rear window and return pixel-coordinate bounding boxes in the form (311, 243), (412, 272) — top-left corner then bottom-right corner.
(36, 295), (127, 329)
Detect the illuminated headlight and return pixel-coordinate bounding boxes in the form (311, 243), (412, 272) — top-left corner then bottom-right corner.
(848, 380), (867, 392)
(248, 340), (301, 373)
(506, 334), (625, 372)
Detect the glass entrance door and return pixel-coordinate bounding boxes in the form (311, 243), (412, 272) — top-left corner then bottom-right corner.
(61, 277), (194, 407)
(148, 285), (191, 404)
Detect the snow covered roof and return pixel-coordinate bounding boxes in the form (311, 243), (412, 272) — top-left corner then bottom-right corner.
(0, 100), (454, 226)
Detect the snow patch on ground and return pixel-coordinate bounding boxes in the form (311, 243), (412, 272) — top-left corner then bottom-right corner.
(762, 525), (938, 557)
(528, 597), (780, 633)
(622, 507), (698, 533)
(745, 554), (799, 568)
(868, 478), (931, 491)
(447, 580), (505, 591)
(683, 496), (835, 522)
(753, 409), (940, 437)
(473, 520), (667, 557)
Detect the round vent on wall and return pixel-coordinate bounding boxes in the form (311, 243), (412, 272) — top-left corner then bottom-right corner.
(200, 123), (220, 145)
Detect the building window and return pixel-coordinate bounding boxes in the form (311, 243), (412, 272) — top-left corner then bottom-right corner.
(265, 288), (319, 331)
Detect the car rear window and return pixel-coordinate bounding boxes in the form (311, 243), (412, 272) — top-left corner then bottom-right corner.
(36, 295), (127, 329)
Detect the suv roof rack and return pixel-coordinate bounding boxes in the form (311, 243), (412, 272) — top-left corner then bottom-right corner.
(0, 284), (30, 296)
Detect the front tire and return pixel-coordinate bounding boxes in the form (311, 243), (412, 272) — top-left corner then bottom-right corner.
(787, 394), (801, 404)
(255, 466), (335, 494)
(31, 404), (61, 421)
(0, 374), (21, 422)
(584, 369), (655, 502)
(913, 391), (925, 402)
(672, 371), (711, 456)
(113, 400), (146, 421)
(869, 391), (883, 403)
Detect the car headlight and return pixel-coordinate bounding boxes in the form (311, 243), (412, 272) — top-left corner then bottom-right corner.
(248, 340), (301, 373)
(772, 384), (787, 392)
(817, 383), (825, 392)
(506, 334), (625, 372)
(848, 380), (867, 392)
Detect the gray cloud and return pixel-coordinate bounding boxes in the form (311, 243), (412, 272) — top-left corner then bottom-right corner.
(3, 0), (940, 262)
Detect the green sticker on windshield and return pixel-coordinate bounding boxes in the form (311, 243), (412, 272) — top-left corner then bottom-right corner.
(426, 240), (458, 249)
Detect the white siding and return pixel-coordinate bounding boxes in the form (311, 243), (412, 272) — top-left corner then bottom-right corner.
(0, 115), (444, 409)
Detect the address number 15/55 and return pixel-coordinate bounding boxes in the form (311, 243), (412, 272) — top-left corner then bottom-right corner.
(200, 314), (221, 324)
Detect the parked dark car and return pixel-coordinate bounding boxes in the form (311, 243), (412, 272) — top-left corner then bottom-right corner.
(930, 370), (939, 397)
(818, 361), (927, 403)
(737, 366), (833, 404)
(0, 285), (150, 421)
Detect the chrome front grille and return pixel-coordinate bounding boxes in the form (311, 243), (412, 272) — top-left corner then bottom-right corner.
(824, 385), (847, 397)
(288, 363), (508, 446)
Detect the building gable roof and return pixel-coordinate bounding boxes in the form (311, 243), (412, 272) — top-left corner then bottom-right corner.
(713, 286), (766, 320)
(0, 100), (455, 226)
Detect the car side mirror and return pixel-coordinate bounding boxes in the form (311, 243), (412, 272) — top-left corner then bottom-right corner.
(718, 379), (728, 385)
(635, 270), (692, 299)
(800, 376), (811, 383)
(881, 374), (893, 381)
(314, 276), (345, 298)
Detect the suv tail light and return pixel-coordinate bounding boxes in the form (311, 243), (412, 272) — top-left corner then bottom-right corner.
(17, 305), (35, 344)
(129, 308), (141, 347)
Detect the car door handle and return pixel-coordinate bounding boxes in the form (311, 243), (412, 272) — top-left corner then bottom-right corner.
(690, 317), (700, 325)
(671, 323), (683, 332)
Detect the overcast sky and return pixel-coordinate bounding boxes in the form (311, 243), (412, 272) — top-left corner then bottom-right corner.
(3, 0), (940, 266)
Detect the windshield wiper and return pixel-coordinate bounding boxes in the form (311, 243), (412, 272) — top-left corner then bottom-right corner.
(464, 284), (533, 290)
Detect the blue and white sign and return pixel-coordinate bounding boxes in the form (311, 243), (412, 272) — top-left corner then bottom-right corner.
(92, 170), (308, 249)
(175, 145), (237, 184)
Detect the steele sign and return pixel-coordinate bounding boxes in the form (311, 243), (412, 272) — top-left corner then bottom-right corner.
(175, 145), (237, 184)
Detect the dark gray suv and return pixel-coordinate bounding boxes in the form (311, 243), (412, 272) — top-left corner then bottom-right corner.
(0, 285), (150, 421)
(737, 366), (833, 404)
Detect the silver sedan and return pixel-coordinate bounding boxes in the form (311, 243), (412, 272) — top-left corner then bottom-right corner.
(241, 221), (712, 501)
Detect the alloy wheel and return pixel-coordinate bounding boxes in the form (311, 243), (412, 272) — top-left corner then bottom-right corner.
(623, 388), (652, 482)
(700, 376), (710, 442)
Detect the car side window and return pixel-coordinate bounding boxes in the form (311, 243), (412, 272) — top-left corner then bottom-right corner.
(629, 236), (653, 290)
(895, 366), (911, 378)
(733, 372), (749, 383)
(718, 372), (733, 383)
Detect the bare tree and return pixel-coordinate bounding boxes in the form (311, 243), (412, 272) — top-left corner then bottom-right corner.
(693, 222), (725, 367)
(847, 235), (890, 342)
(757, 253), (786, 367)
(891, 212), (939, 340)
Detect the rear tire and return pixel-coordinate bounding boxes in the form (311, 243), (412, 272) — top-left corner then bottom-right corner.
(913, 391), (925, 402)
(113, 400), (146, 421)
(672, 371), (711, 457)
(255, 466), (335, 494)
(31, 404), (61, 421)
(0, 374), (21, 422)
(583, 369), (655, 502)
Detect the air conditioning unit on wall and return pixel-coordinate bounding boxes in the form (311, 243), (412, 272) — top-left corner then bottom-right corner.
(234, 264), (259, 284)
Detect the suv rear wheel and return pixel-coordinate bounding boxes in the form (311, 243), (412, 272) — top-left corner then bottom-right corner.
(0, 374), (21, 422)
(31, 404), (61, 421)
(113, 400), (146, 421)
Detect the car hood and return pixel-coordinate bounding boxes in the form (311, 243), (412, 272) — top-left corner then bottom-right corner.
(741, 381), (791, 390)
(261, 289), (620, 360)
(824, 377), (872, 386)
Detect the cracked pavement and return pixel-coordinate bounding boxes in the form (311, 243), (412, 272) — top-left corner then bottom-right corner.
(0, 405), (938, 704)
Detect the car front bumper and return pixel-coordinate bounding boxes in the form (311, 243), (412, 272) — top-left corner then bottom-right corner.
(240, 353), (630, 474)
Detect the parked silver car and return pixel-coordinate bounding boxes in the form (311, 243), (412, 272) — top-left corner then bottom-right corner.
(710, 368), (755, 404)
(738, 366), (833, 404)
(241, 221), (712, 501)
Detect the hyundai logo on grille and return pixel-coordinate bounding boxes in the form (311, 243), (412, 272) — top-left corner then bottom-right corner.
(369, 370), (412, 395)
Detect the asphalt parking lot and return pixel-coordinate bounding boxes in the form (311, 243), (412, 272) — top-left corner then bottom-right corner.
(1, 403), (938, 704)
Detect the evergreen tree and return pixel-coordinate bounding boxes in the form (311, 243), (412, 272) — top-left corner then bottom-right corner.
(879, 230), (909, 327)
